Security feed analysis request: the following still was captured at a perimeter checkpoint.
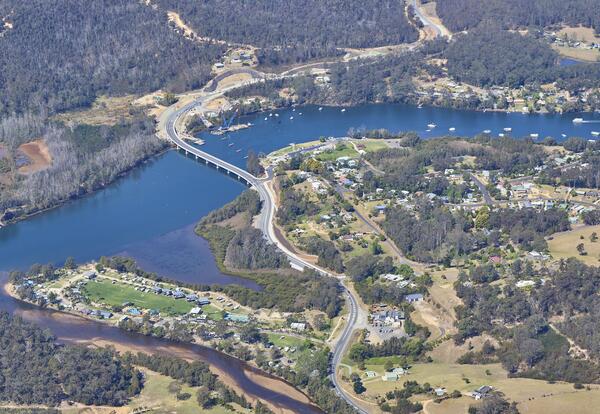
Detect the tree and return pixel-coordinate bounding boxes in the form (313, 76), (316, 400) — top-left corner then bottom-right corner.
(246, 150), (264, 176)
(384, 359), (394, 372)
(591, 232), (598, 243)
(64, 256), (76, 269)
(196, 386), (215, 409)
(577, 243), (587, 256)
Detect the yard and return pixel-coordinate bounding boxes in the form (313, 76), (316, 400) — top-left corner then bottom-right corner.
(548, 224), (600, 266)
(83, 279), (194, 315)
(316, 143), (359, 161)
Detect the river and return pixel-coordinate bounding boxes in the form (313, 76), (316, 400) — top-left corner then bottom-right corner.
(0, 103), (599, 410)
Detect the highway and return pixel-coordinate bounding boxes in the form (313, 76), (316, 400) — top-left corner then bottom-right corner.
(163, 91), (367, 412)
(411, 0), (445, 38)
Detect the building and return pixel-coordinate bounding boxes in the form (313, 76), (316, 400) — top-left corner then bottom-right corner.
(290, 322), (306, 331)
(225, 313), (249, 323)
(405, 293), (423, 303)
(382, 372), (400, 381)
(197, 297), (211, 306)
(189, 307), (202, 315)
(82, 270), (96, 280)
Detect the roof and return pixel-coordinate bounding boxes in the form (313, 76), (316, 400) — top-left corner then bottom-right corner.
(405, 293), (423, 301)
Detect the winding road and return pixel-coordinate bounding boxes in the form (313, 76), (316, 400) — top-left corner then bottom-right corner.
(161, 82), (367, 413)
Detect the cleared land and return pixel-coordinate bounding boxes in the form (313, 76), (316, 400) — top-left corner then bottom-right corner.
(17, 139), (52, 174)
(83, 279), (194, 315)
(548, 224), (600, 266)
(54, 95), (145, 126)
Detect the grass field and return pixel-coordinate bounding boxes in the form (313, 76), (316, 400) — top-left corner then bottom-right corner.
(548, 225), (600, 266)
(357, 140), (388, 153)
(83, 279), (194, 315)
(267, 333), (306, 349)
(316, 144), (359, 161)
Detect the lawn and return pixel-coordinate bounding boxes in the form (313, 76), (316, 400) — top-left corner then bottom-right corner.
(83, 279), (194, 315)
(202, 303), (225, 320)
(267, 333), (306, 349)
(316, 144), (359, 161)
(357, 140), (388, 153)
(548, 225), (600, 266)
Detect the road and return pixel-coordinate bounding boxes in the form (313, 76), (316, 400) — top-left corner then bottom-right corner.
(162, 82), (367, 413)
(410, 0), (445, 38)
(469, 172), (494, 206)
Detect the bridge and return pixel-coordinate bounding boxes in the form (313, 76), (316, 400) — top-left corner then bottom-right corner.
(164, 88), (368, 414)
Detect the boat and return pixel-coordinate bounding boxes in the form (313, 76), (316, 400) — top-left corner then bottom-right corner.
(592, 131), (600, 137)
(561, 133), (567, 138)
(298, 112), (302, 115)
(318, 107), (323, 111)
(530, 133), (539, 138)
(503, 127), (512, 132)
(275, 113), (279, 117)
(449, 127), (456, 132)
(426, 129), (431, 132)
(499, 133), (505, 137)
(269, 113), (273, 117)
(341, 108), (346, 112)
(243, 156), (248, 159)
(289, 116), (294, 120)
(483, 130), (491, 134)
(418, 104), (423, 109)
(236, 149), (242, 152)
(264, 117), (268, 121)
(292, 108), (295, 112)
(573, 118), (584, 123)
(427, 123), (436, 128)
(228, 143), (234, 147)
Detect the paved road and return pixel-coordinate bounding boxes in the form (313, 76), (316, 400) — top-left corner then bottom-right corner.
(411, 0), (444, 37)
(469, 172), (494, 206)
(163, 87), (366, 413)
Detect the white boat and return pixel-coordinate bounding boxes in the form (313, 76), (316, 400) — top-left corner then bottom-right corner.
(426, 129), (431, 132)
(292, 108), (296, 112)
(418, 104), (423, 109)
(561, 133), (567, 138)
(483, 129), (491, 134)
(573, 118), (584, 123)
(269, 113), (273, 117)
(449, 127), (456, 132)
(264, 117), (268, 121)
(341, 108), (346, 112)
(289, 116), (294, 120)
(236, 149), (241, 152)
(299, 112), (302, 115)
(503, 127), (512, 132)
(275, 113), (279, 117)
(530, 133), (539, 138)
(499, 133), (505, 137)
(228, 143), (234, 147)
(592, 131), (600, 136)
(318, 107), (323, 111)
(427, 123), (436, 128)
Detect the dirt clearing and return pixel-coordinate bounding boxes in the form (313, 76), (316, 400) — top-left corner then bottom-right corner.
(18, 139), (52, 174)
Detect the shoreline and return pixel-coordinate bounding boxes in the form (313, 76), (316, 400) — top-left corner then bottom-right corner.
(0, 146), (171, 230)
(2, 280), (319, 414)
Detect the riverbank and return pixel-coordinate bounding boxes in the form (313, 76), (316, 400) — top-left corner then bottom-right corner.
(1, 145), (171, 229)
(1, 279), (320, 414)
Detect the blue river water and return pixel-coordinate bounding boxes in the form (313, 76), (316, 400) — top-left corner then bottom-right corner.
(1, 103), (599, 286)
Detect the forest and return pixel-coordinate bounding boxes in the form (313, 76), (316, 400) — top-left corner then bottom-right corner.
(158, 0), (418, 65)
(0, 115), (166, 222)
(0, 312), (141, 406)
(0, 0), (223, 116)
(435, 0), (600, 33)
(454, 259), (600, 384)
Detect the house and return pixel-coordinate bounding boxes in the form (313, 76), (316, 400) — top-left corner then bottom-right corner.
(382, 372), (400, 381)
(365, 371), (377, 378)
(127, 308), (142, 316)
(405, 293), (423, 303)
(290, 322), (306, 331)
(434, 387), (447, 397)
(189, 307), (202, 315)
(82, 270), (96, 280)
(392, 367), (406, 375)
(186, 294), (199, 302)
(225, 313), (249, 323)
(96, 310), (113, 319)
(197, 297), (211, 306)
(173, 290), (186, 299)
(472, 385), (492, 400)
(381, 273), (402, 282)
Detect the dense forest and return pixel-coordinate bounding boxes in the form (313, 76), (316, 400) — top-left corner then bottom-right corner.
(0, 312), (141, 406)
(0, 115), (166, 222)
(158, 0), (418, 65)
(436, 0), (600, 33)
(445, 27), (558, 88)
(0, 0), (223, 116)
